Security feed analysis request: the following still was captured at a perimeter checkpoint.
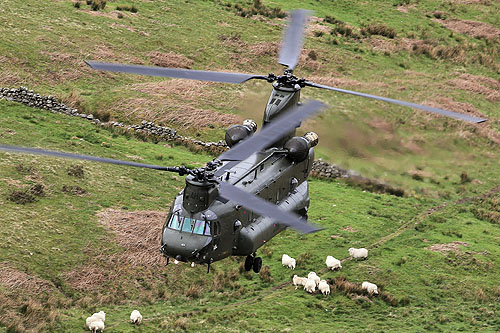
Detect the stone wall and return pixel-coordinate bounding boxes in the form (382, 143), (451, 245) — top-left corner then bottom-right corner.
(0, 86), (404, 195)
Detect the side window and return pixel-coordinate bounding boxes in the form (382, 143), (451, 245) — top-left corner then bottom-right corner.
(193, 220), (205, 234)
(204, 222), (211, 236)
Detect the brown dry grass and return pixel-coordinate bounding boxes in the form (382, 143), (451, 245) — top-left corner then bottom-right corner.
(65, 209), (167, 291)
(449, 74), (500, 102)
(0, 262), (55, 294)
(423, 96), (487, 119)
(427, 241), (469, 254)
(439, 19), (500, 40)
(148, 51), (193, 69)
(307, 75), (362, 87)
(0, 71), (22, 86)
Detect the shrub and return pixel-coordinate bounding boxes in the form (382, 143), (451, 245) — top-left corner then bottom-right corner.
(258, 266), (273, 283)
(324, 16), (344, 25)
(7, 189), (37, 204)
(116, 5), (138, 13)
(74, 1), (81, 8)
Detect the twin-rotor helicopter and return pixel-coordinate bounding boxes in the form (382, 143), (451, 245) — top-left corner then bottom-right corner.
(0, 10), (486, 273)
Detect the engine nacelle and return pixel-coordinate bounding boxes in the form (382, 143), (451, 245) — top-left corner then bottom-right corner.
(224, 119), (257, 147)
(284, 132), (319, 162)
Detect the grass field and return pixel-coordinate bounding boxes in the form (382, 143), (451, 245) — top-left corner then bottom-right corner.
(0, 0), (499, 332)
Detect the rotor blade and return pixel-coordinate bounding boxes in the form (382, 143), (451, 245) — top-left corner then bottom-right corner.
(218, 100), (326, 162)
(85, 61), (269, 84)
(0, 145), (187, 173)
(219, 182), (321, 234)
(305, 81), (487, 123)
(278, 9), (311, 70)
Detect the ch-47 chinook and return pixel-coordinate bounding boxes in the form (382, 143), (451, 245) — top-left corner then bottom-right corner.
(0, 10), (486, 273)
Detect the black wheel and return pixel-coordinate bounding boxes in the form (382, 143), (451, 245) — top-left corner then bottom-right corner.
(252, 257), (262, 273)
(244, 255), (254, 271)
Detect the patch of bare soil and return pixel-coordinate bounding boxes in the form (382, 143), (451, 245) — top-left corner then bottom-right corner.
(306, 16), (331, 36)
(0, 262), (54, 294)
(439, 19), (500, 40)
(428, 241), (469, 254)
(342, 226), (358, 232)
(148, 51), (193, 69)
(66, 209), (167, 290)
(448, 74), (500, 102)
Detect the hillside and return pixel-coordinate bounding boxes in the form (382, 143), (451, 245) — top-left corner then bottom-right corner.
(0, 0), (499, 332)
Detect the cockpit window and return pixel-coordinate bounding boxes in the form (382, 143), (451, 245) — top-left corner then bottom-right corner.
(182, 217), (193, 232)
(168, 214), (182, 230)
(167, 214), (211, 235)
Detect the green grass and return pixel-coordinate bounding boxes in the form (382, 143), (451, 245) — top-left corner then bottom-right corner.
(0, 0), (499, 331)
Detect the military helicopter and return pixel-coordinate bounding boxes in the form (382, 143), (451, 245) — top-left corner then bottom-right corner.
(0, 10), (486, 274)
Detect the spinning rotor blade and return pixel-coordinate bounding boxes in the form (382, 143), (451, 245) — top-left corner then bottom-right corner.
(218, 182), (321, 234)
(219, 100), (326, 162)
(305, 81), (487, 123)
(85, 61), (269, 84)
(0, 145), (188, 173)
(278, 9), (311, 70)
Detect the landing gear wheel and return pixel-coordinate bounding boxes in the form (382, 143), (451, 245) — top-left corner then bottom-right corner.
(244, 255), (254, 271)
(252, 257), (262, 273)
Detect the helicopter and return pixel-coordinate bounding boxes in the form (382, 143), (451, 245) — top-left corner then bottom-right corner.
(0, 10), (486, 274)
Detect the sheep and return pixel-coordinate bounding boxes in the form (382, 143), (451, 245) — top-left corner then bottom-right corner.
(190, 262), (195, 268)
(325, 256), (342, 271)
(318, 280), (330, 295)
(92, 311), (105, 322)
(292, 275), (308, 289)
(304, 278), (316, 293)
(130, 309), (142, 325)
(281, 254), (296, 270)
(88, 319), (105, 333)
(348, 247), (368, 260)
(362, 281), (378, 295)
(307, 272), (320, 286)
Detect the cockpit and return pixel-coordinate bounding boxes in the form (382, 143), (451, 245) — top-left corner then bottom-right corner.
(167, 214), (211, 236)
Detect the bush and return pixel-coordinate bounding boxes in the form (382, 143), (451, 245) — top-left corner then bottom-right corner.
(7, 190), (37, 204)
(116, 5), (138, 13)
(258, 266), (273, 283)
(74, 1), (81, 8)
(67, 165), (84, 178)
(325, 15), (344, 25)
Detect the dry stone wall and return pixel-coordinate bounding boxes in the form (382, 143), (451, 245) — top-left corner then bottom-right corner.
(0, 86), (403, 195)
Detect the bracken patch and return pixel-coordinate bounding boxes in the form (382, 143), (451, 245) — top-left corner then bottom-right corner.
(427, 241), (469, 254)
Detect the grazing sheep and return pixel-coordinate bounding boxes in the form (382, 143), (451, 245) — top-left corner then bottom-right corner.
(292, 275), (308, 289)
(318, 280), (330, 295)
(85, 311), (105, 330)
(348, 247), (368, 259)
(325, 256), (342, 271)
(304, 278), (316, 293)
(88, 319), (105, 333)
(130, 310), (142, 325)
(362, 281), (378, 295)
(281, 254), (296, 270)
(191, 262), (195, 268)
(307, 272), (320, 286)
(92, 311), (105, 322)
(174, 259), (179, 265)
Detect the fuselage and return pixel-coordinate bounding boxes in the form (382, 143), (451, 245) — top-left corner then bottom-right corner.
(160, 83), (313, 265)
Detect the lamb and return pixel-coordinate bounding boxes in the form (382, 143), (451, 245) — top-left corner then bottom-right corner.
(307, 272), (320, 286)
(348, 247), (368, 259)
(325, 256), (342, 270)
(304, 278), (316, 293)
(292, 275), (308, 290)
(318, 280), (330, 295)
(88, 319), (105, 333)
(130, 309), (143, 325)
(362, 281), (378, 295)
(281, 254), (296, 270)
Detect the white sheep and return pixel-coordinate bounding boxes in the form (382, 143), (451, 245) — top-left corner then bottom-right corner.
(318, 280), (330, 295)
(88, 319), (105, 333)
(362, 281), (378, 295)
(307, 272), (320, 286)
(281, 254), (296, 270)
(292, 275), (308, 290)
(304, 278), (316, 293)
(92, 311), (105, 322)
(130, 309), (142, 325)
(325, 256), (342, 270)
(348, 247), (368, 259)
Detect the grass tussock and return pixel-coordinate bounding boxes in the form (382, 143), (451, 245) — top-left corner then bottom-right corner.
(7, 189), (37, 204)
(231, 0), (286, 19)
(67, 164), (84, 178)
(61, 185), (87, 195)
(258, 265), (273, 283)
(116, 4), (138, 13)
(361, 24), (397, 38)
